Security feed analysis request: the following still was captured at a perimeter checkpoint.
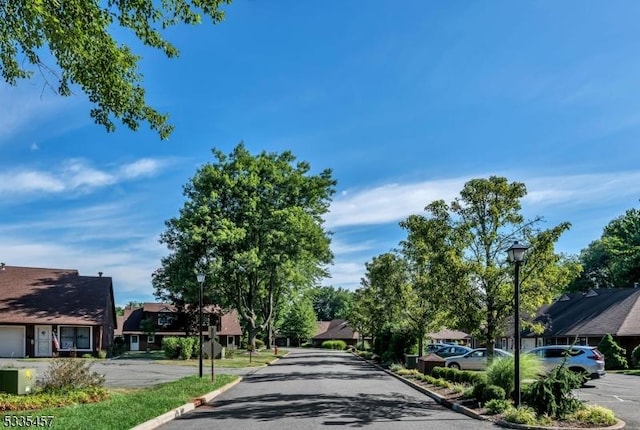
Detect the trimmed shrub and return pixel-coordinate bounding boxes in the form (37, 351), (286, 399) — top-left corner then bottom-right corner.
(162, 337), (181, 359)
(472, 379), (488, 402)
(255, 339), (265, 349)
(482, 385), (506, 401)
(179, 337), (197, 360)
(485, 399), (512, 415)
(598, 334), (628, 370)
(321, 340), (347, 350)
(97, 350), (108, 359)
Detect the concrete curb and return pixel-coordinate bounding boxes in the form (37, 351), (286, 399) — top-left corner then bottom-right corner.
(352, 353), (625, 429)
(130, 377), (243, 430)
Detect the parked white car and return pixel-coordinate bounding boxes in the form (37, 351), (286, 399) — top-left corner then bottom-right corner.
(444, 348), (512, 370)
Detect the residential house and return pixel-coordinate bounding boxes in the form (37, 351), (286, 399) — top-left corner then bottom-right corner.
(117, 303), (242, 352)
(311, 319), (358, 346)
(520, 288), (640, 361)
(0, 264), (117, 358)
(490, 287), (640, 359)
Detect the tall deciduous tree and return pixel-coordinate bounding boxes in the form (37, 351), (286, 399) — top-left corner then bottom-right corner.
(312, 286), (353, 321)
(277, 296), (318, 346)
(154, 144), (335, 348)
(571, 207), (640, 290)
(0, 0), (231, 138)
(416, 177), (580, 356)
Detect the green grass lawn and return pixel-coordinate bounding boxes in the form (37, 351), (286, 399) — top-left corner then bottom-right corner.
(0, 374), (238, 430)
(154, 349), (288, 368)
(610, 368), (640, 376)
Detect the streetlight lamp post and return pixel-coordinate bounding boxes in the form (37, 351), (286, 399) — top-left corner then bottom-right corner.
(196, 270), (206, 378)
(507, 240), (529, 408)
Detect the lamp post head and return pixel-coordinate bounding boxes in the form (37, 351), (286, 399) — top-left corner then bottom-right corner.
(196, 273), (205, 284)
(507, 241), (529, 263)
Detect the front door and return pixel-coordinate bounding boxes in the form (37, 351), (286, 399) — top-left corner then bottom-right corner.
(130, 335), (139, 351)
(35, 325), (52, 357)
(228, 336), (235, 349)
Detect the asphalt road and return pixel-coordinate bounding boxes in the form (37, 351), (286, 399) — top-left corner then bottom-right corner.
(0, 358), (252, 388)
(576, 373), (640, 429)
(158, 348), (497, 430)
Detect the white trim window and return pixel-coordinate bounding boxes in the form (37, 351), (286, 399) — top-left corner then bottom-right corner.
(157, 313), (174, 327)
(147, 335), (155, 343)
(59, 326), (92, 350)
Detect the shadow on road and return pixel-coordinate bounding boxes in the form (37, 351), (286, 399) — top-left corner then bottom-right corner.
(245, 369), (387, 383)
(177, 392), (448, 427)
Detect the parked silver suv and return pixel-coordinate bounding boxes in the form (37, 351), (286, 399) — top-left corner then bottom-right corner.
(526, 345), (606, 380)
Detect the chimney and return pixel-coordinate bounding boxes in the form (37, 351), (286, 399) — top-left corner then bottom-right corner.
(98, 271), (103, 277)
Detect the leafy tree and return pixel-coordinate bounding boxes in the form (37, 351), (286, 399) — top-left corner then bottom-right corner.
(413, 177), (580, 356)
(399, 200), (466, 355)
(0, 0), (230, 138)
(352, 253), (409, 355)
(154, 144), (335, 348)
(571, 207), (640, 290)
(278, 296), (317, 345)
(312, 286), (353, 321)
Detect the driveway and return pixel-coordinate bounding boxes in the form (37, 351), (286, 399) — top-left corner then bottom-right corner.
(157, 348), (497, 430)
(0, 358), (255, 388)
(576, 373), (640, 429)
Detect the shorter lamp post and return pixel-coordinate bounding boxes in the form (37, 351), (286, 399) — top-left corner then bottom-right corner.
(507, 240), (529, 407)
(196, 271), (206, 378)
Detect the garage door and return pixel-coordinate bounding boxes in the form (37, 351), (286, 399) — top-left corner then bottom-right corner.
(0, 326), (25, 358)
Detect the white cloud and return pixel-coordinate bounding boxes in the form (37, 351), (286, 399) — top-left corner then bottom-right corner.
(0, 157), (170, 197)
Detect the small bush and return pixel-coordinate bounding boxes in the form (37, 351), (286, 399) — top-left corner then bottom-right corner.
(571, 405), (617, 426)
(503, 406), (537, 425)
(42, 358), (105, 393)
(522, 364), (584, 419)
(321, 340), (347, 350)
(161, 337), (181, 359)
(388, 362), (405, 372)
(255, 339), (265, 349)
(485, 353), (543, 398)
(472, 379), (488, 402)
(179, 337), (196, 360)
(356, 340), (371, 351)
(97, 350), (107, 359)
(485, 399), (512, 415)
(81, 354), (93, 359)
(483, 385), (506, 401)
(225, 348), (235, 359)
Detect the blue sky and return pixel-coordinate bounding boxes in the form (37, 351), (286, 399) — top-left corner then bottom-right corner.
(3, 1), (640, 305)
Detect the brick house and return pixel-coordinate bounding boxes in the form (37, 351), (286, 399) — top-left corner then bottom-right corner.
(0, 264), (117, 358)
(116, 302), (242, 351)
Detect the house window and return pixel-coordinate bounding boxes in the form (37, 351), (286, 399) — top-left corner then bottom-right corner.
(147, 335), (155, 343)
(59, 326), (92, 350)
(157, 313), (174, 327)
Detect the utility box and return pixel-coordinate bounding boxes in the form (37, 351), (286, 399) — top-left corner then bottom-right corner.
(404, 354), (419, 370)
(418, 353), (446, 375)
(0, 368), (36, 395)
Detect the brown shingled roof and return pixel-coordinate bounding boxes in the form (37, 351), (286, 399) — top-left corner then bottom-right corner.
(218, 309), (242, 336)
(0, 265), (115, 326)
(312, 319), (358, 341)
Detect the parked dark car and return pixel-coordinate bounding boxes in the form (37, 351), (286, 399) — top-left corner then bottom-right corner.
(433, 345), (473, 358)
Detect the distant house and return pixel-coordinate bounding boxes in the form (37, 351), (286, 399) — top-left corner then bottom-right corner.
(311, 319), (358, 346)
(427, 328), (472, 346)
(117, 303), (242, 351)
(0, 264), (117, 358)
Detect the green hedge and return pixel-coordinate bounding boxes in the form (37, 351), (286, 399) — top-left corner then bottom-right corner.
(321, 340), (347, 350)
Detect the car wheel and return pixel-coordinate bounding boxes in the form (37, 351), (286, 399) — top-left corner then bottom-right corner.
(448, 363), (460, 370)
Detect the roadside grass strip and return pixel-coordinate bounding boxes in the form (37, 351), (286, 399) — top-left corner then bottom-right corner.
(155, 349), (288, 368)
(0, 374), (238, 430)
